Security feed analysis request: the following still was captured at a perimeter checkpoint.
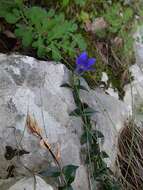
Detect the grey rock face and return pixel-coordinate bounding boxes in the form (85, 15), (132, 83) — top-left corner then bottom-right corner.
(0, 53), (88, 190)
(124, 64), (143, 124)
(0, 53), (129, 189)
(81, 89), (129, 168)
(8, 176), (53, 190)
(134, 26), (143, 70)
(124, 26), (143, 124)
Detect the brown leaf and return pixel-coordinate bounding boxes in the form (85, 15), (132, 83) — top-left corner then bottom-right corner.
(113, 37), (123, 48)
(26, 114), (42, 136)
(3, 30), (16, 38)
(91, 17), (108, 32)
(40, 138), (51, 150)
(121, 69), (130, 86)
(84, 20), (92, 32)
(96, 42), (108, 58)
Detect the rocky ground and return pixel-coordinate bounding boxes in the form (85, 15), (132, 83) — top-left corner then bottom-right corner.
(0, 28), (143, 190)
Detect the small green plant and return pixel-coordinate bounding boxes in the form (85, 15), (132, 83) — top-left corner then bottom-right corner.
(40, 165), (78, 190)
(26, 113), (78, 190)
(56, 0), (142, 96)
(103, 2), (134, 57)
(60, 0), (87, 7)
(1, 0), (143, 95)
(1, 0), (143, 85)
(0, 0), (86, 61)
(61, 52), (120, 189)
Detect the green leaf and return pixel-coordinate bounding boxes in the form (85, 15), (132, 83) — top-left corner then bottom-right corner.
(15, 0), (23, 6)
(62, 0), (70, 7)
(82, 107), (96, 116)
(22, 29), (33, 47)
(58, 185), (73, 190)
(93, 130), (104, 138)
(80, 131), (92, 144)
(123, 7), (133, 23)
(32, 36), (46, 57)
(0, 1), (87, 60)
(80, 132), (87, 144)
(100, 151), (109, 158)
(93, 163), (107, 178)
(109, 183), (121, 190)
(15, 26), (33, 47)
(15, 24), (24, 36)
(75, 0), (86, 6)
(39, 166), (61, 177)
(69, 107), (96, 117)
(47, 42), (62, 61)
(78, 85), (88, 91)
(72, 90), (80, 106)
(63, 165), (78, 185)
(27, 6), (47, 26)
(73, 34), (87, 51)
(47, 9), (55, 17)
(80, 11), (90, 22)
(60, 83), (72, 88)
(71, 23), (78, 31)
(5, 12), (20, 24)
(69, 108), (81, 117)
(52, 46), (62, 61)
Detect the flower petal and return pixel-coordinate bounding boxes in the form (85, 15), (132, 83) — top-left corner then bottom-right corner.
(76, 52), (88, 65)
(87, 58), (96, 67)
(75, 64), (87, 73)
(75, 67), (84, 74)
(86, 67), (96, 71)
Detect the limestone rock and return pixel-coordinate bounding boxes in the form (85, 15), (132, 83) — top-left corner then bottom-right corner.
(0, 53), (130, 189)
(124, 64), (143, 124)
(8, 176), (53, 190)
(134, 25), (143, 69)
(0, 178), (19, 190)
(81, 89), (129, 168)
(124, 25), (143, 123)
(0, 53), (88, 190)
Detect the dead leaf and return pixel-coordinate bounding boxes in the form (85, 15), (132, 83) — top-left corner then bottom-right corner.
(121, 69), (130, 86)
(96, 42), (108, 57)
(113, 37), (123, 48)
(26, 114), (42, 136)
(91, 17), (108, 32)
(3, 30), (16, 38)
(84, 20), (92, 32)
(40, 138), (51, 150)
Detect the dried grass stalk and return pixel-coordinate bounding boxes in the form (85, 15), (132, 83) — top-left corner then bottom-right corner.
(117, 120), (143, 190)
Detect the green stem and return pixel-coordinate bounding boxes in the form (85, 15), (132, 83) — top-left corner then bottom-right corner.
(71, 73), (120, 189)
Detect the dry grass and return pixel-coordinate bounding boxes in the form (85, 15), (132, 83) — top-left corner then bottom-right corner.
(117, 120), (143, 190)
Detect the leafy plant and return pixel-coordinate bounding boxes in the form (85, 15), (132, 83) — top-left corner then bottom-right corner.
(0, 0), (86, 60)
(60, 0), (87, 7)
(40, 165), (78, 190)
(61, 52), (120, 189)
(0, 0), (143, 96)
(102, 2), (134, 56)
(26, 113), (78, 190)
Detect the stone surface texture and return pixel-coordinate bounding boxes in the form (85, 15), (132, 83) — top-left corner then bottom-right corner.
(124, 27), (143, 124)
(0, 53), (130, 189)
(8, 176), (53, 190)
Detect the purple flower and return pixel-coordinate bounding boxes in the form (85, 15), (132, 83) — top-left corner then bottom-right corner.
(75, 52), (96, 74)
